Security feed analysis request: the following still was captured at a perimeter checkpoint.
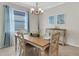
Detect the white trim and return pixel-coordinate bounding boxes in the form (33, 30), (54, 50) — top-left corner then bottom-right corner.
(67, 42), (79, 48)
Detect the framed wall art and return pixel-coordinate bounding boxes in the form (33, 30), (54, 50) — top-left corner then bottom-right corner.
(57, 14), (64, 24)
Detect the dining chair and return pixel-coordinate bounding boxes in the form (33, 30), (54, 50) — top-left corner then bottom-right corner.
(49, 31), (60, 56)
(16, 32), (34, 56)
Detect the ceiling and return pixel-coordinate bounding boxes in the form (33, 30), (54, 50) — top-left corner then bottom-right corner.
(12, 2), (66, 10)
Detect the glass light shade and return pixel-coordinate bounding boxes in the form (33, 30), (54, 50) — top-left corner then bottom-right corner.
(30, 8), (34, 13)
(31, 8), (34, 11)
(39, 8), (43, 13)
(38, 8), (42, 11)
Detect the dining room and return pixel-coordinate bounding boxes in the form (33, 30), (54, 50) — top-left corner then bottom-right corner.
(0, 2), (79, 56)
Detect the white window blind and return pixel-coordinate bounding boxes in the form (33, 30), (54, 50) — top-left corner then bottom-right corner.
(14, 10), (29, 32)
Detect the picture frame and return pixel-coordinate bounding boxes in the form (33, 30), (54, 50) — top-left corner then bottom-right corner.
(57, 14), (64, 24)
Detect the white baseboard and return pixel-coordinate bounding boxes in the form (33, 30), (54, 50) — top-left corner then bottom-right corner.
(66, 42), (79, 48)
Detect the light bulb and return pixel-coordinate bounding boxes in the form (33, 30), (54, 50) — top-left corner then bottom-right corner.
(38, 8), (42, 11)
(30, 8), (34, 13)
(38, 8), (43, 13)
(31, 8), (34, 11)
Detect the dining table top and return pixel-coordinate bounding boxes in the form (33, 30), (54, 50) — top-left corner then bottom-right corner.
(24, 35), (49, 48)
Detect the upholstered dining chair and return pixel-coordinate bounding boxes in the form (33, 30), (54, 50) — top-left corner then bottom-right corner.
(16, 32), (34, 56)
(49, 31), (60, 56)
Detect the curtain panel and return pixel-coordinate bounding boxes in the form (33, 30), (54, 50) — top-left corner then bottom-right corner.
(3, 5), (10, 47)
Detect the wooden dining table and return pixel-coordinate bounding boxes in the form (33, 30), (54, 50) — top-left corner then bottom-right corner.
(24, 35), (49, 56)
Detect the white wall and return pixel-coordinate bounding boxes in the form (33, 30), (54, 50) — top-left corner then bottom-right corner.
(40, 2), (79, 47)
(0, 2), (38, 48)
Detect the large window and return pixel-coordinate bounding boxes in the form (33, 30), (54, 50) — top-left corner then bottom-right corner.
(14, 10), (29, 32)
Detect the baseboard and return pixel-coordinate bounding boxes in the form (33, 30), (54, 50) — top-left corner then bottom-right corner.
(66, 43), (79, 48)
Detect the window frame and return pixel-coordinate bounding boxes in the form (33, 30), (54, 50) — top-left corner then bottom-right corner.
(13, 9), (29, 33)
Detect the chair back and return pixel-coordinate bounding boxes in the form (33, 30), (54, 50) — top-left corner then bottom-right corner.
(49, 31), (60, 56)
(16, 31), (26, 56)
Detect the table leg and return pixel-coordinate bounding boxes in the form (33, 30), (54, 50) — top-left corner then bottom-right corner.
(63, 30), (66, 46)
